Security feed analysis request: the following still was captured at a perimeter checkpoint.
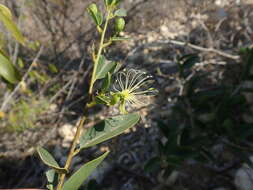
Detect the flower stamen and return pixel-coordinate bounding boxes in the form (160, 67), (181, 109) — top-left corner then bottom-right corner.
(112, 69), (157, 113)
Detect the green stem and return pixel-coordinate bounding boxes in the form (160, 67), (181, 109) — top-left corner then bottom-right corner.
(56, 9), (112, 190)
(89, 10), (111, 95)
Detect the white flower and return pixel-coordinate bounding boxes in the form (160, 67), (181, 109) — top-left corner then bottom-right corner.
(113, 69), (157, 113)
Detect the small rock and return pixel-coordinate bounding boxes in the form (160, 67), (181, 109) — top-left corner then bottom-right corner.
(58, 123), (76, 142)
(234, 157), (253, 190)
(160, 25), (169, 37)
(49, 104), (57, 112)
(166, 170), (179, 185)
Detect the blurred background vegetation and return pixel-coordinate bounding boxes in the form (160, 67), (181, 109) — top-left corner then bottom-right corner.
(0, 0), (253, 189)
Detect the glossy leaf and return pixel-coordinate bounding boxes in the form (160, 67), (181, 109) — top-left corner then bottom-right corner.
(62, 151), (109, 190)
(0, 51), (20, 84)
(95, 55), (116, 80)
(0, 4), (25, 45)
(37, 147), (68, 174)
(114, 8), (127, 17)
(80, 113), (140, 149)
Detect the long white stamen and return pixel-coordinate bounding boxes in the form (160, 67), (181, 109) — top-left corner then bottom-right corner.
(129, 75), (151, 92)
(118, 72), (125, 90)
(112, 69), (156, 112)
(132, 89), (156, 95)
(128, 71), (145, 89)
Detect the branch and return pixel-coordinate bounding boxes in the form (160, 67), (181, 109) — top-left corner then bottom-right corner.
(124, 39), (240, 62)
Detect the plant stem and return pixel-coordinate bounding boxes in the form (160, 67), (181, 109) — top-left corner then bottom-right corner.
(89, 10), (111, 95)
(56, 117), (86, 190)
(56, 9), (112, 190)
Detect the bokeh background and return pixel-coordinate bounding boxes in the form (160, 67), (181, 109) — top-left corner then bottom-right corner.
(0, 0), (253, 189)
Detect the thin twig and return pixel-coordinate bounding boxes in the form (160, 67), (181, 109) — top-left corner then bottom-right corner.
(165, 39), (240, 60)
(49, 78), (74, 103)
(124, 39), (240, 62)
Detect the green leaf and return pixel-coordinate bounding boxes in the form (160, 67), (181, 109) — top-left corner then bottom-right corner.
(46, 169), (55, 183)
(37, 147), (68, 174)
(0, 51), (20, 84)
(48, 64), (58, 73)
(0, 4), (11, 20)
(95, 93), (111, 105)
(87, 3), (103, 26)
(17, 58), (24, 68)
(114, 8), (127, 17)
(80, 113), (140, 149)
(95, 55), (116, 80)
(46, 184), (54, 190)
(0, 4), (25, 45)
(104, 0), (121, 7)
(109, 93), (120, 105)
(111, 37), (131, 41)
(62, 151), (109, 190)
(101, 72), (111, 92)
(29, 70), (49, 83)
(46, 169), (55, 190)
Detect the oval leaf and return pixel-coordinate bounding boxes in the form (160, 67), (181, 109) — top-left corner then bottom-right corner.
(37, 147), (68, 174)
(62, 151), (109, 190)
(0, 51), (20, 84)
(0, 4), (12, 18)
(101, 72), (111, 92)
(114, 8), (127, 17)
(80, 113), (140, 149)
(0, 4), (25, 45)
(95, 55), (116, 80)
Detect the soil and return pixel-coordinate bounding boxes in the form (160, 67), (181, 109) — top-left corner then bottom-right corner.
(0, 0), (253, 189)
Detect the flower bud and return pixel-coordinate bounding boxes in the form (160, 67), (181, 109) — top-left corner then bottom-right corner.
(115, 17), (125, 32)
